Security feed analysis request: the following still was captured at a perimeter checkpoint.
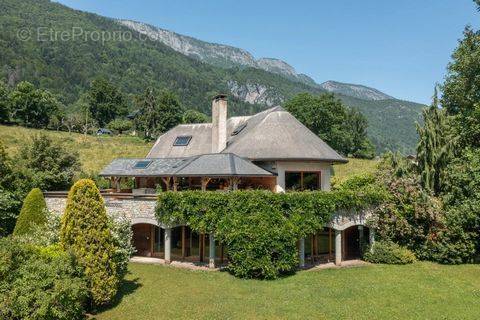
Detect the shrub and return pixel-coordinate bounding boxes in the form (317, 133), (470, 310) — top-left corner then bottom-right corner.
(15, 210), (61, 248)
(60, 179), (119, 306)
(16, 134), (80, 191)
(0, 237), (88, 320)
(13, 188), (47, 236)
(110, 216), (136, 279)
(364, 241), (416, 264)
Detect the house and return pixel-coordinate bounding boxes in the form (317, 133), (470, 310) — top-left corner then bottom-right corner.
(44, 95), (374, 268)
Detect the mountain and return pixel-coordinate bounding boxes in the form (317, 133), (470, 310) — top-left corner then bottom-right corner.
(320, 81), (394, 101)
(0, 0), (424, 154)
(118, 20), (317, 86)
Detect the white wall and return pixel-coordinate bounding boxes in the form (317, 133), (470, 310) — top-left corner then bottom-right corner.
(274, 161), (332, 193)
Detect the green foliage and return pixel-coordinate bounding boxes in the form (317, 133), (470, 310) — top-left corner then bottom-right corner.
(284, 92), (375, 157)
(0, 141), (21, 236)
(370, 154), (445, 260)
(9, 81), (60, 128)
(110, 216), (136, 280)
(416, 88), (456, 195)
(363, 241), (416, 264)
(16, 134), (80, 191)
(0, 82), (10, 123)
(0, 190), (20, 237)
(13, 188), (47, 236)
(107, 118), (133, 134)
(134, 88), (184, 139)
(60, 179), (119, 306)
(87, 78), (128, 127)
(442, 27), (480, 148)
(156, 189), (384, 279)
(16, 209), (61, 247)
(0, 237), (88, 320)
(183, 109), (209, 124)
(346, 107), (375, 159)
(432, 149), (480, 263)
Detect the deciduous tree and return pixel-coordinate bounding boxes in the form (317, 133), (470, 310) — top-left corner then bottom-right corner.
(9, 82), (60, 128)
(134, 88), (184, 139)
(87, 79), (127, 127)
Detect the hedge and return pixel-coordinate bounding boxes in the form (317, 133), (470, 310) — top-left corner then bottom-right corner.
(156, 188), (385, 279)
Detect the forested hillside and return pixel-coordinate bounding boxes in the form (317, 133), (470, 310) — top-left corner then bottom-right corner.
(0, 0), (424, 153)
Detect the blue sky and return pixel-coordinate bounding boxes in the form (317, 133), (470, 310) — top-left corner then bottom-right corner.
(56, 0), (479, 104)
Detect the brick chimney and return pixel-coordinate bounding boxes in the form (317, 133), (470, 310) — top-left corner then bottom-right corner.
(211, 94), (227, 153)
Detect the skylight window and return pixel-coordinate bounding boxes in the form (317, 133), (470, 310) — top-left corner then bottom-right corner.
(133, 160), (152, 169)
(231, 123), (247, 136)
(173, 136), (192, 146)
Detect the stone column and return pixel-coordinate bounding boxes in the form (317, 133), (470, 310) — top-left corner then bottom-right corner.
(164, 227), (172, 264)
(209, 233), (216, 268)
(369, 228), (375, 253)
(358, 225), (364, 255)
(299, 238), (305, 268)
(335, 229), (342, 266)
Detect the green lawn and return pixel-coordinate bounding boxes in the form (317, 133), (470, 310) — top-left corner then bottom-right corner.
(94, 262), (480, 320)
(333, 157), (379, 185)
(0, 125), (153, 174)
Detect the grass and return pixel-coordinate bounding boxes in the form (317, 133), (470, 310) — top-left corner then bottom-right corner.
(0, 125), (153, 173)
(94, 262), (480, 320)
(333, 158), (379, 185)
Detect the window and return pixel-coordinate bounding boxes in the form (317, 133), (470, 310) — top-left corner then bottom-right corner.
(285, 171), (321, 191)
(133, 160), (152, 169)
(231, 122), (247, 136)
(173, 136), (192, 146)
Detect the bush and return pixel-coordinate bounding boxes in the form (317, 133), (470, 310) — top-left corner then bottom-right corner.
(110, 216), (136, 279)
(60, 179), (119, 306)
(364, 241), (416, 264)
(16, 210), (61, 247)
(16, 134), (80, 191)
(13, 188), (47, 236)
(0, 237), (88, 320)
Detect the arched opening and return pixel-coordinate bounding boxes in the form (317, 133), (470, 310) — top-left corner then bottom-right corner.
(132, 223), (164, 257)
(342, 225), (369, 260)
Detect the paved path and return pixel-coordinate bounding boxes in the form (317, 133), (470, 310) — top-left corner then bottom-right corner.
(130, 256), (369, 272)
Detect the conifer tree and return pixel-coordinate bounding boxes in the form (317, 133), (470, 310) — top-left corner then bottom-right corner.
(60, 179), (118, 306)
(416, 86), (455, 194)
(13, 188), (47, 236)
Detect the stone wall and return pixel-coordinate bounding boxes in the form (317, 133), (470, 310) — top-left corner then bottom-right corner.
(46, 197), (371, 231)
(45, 197), (158, 225)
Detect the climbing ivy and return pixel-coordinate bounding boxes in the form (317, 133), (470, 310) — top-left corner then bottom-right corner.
(156, 187), (385, 279)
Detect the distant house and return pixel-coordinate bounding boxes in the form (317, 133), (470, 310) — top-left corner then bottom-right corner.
(45, 95), (374, 268)
(97, 128), (113, 135)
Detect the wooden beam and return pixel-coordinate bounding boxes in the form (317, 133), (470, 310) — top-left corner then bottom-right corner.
(173, 177), (179, 192)
(161, 177), (171, 191)
(201, 177), (211, 191)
